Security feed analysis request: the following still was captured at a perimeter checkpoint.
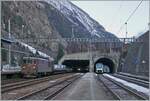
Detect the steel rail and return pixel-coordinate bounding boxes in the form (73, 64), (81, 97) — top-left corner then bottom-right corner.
(98, 74), (147, 100)
(17, 74), (82, 100)
(44, 75), (81, 100)
(97, 75), (120, 100)
(112, 74), (149, 88)
(1, 73), (73, 93)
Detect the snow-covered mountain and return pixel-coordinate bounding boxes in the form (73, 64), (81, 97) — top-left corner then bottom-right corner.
(45, 0), (117, 38)
(2, 0), (119, 56)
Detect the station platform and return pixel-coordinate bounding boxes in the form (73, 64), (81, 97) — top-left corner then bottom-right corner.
(53, 73), (115, 100)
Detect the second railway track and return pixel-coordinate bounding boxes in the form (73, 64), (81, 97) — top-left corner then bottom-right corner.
(1, 73), (74, 93)
(112, 73), (149, 88)
(17, 73), (82, 100)
(98, 74), (148, 100)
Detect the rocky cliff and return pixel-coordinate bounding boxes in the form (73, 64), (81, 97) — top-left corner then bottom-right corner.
(118, 31), (149, 78)
(1, 0), (118, 61)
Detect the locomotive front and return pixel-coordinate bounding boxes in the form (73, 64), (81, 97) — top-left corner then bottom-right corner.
(21, 57), (37, 78)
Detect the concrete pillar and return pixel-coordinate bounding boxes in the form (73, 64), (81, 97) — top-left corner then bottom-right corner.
(89, 59), (93, 72)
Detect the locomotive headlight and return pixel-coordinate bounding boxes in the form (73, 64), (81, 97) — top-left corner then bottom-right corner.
(33, 66), (36, 69)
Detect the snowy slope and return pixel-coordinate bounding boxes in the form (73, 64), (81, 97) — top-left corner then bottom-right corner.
(45, 0), (115, 38)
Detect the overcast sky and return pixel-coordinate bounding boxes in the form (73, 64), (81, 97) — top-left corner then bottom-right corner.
(71, 0), (149, 38)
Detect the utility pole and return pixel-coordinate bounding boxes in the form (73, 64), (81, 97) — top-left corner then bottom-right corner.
(125, 22), (128, 38)
(22, 24), (24, 42)
(109, 39), (112, 53)
(90, 37), (92, 72)
(8, 19), (11, 68)
(72, 25), (74, 38)
(149, 0), (150, 32)
(89, 33), (94, 72)
(148, 0), (150, 76)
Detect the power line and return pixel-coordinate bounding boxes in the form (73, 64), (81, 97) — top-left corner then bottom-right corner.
(126, 0), (144, 22)
(117, 0), (144, 34)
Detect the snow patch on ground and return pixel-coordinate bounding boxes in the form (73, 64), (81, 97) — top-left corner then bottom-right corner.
(103, 74), (149, 96)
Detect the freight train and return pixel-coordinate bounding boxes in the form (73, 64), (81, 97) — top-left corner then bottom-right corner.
(21, 57), (72, 78)
(2, 56), (71, 78)
(53, 64), (72, 73)
(21, 57), (53, 78)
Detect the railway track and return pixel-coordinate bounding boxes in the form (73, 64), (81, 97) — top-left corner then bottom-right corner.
(17, 73), (82, 100)
(1, 72), (72, 85)
(1, 73), (73, 93)
(112, 73), (149, 88)
(117, 72), (149, 81)
(98, 74), (148, 100)
(1, 78), (27, 85)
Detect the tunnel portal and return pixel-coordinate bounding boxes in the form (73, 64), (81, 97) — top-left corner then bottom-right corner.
(62, 60), (90, 72)
(94, 58), (115, 73)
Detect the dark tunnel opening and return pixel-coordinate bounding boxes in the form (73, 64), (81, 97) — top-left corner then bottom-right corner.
(94, 58), (115, 74)
(62, 60), (90, 73)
